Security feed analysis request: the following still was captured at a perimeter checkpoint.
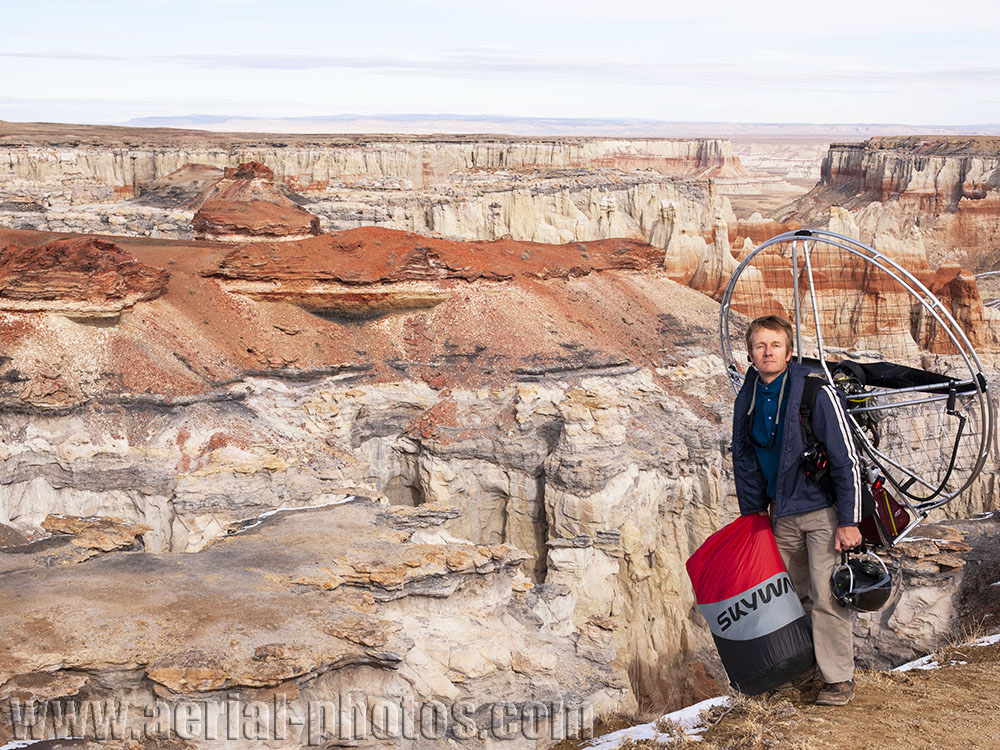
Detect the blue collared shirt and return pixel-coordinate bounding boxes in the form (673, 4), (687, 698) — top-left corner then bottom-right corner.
(750, 369), (788, 500)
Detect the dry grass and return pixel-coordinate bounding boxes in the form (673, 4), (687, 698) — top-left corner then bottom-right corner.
(697, 693), (814, 750)
(854, 666), (896, 690)
(944, 616), (995, 651)
(926, 616), (1000, 667)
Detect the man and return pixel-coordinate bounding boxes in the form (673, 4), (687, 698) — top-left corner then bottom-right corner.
(731, 314), (863, 706)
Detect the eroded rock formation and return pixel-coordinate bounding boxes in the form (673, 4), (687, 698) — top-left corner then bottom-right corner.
(0, 224), (742, 719)
(1, 499), (628, 747)
(777, 137), (1000, 273)
(205, 227), (666, 317)
(1, 164), (737, 278)
(0, 124), (754, 281)
(191, 161), (321, 242)
(0, 236), (169, 317)
(856, 517), (1000, 669)
(0, 124), (749, 203)
(1, 220), (997, 738)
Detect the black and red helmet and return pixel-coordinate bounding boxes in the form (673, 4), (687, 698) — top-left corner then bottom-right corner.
(831, 548), (893, 612)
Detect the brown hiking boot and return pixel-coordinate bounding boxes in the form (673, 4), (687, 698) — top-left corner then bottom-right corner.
(816, 680), (855, 706)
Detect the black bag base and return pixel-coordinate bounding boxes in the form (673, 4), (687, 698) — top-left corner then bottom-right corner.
(715, 617), (816, 695)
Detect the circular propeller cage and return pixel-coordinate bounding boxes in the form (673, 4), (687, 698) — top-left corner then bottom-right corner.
(720, 229), (994, 517)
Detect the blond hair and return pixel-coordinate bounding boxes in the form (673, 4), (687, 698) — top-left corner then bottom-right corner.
(745, 315), (794, 354)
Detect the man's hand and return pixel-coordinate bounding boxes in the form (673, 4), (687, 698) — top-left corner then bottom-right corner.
(835, 525), (863, 551)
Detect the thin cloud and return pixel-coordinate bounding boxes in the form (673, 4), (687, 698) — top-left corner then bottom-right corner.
(3, 50), (999, 90)
(1, 51), (123, 62)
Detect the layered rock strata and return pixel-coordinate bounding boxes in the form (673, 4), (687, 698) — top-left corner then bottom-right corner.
(0, 124), (748, 204)
(205, 226), (668, 317)
(855, 516), (1000, 669)
(714, 207), (1000, 356)
(305, 170), (735, 251)
(1, 165), (736, 283)
(0, 499), (629, 748)
(0, 236), (169, 317)
(777, 137), (1000, 272)
(191, 162), (321, 242)
(0, 224), (997, 740)
(0, 225), (743, 716)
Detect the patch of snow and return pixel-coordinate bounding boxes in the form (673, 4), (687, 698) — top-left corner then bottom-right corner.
(894, 631), (999, 671)
(901, 537), (951, 544)
(408, 527), (474, 546)
(231, 495), (358, 533)
(1, 741), (82, 749)
(894, 655), (941, 672)
(586, 696), (731, 749)
(968, 632), (1000, 648)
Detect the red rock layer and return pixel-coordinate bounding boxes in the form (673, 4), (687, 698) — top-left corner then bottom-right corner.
(0, 237), (169, 313)
(934, 193), (1000, 272)
(923, 264), (1000, 352)
(192, 200), (321, 241)
(208, 226), (666, 286)
(731, 217), (801, 248)
(730, 247), (996, 355)
(223, 161), (274, 181)
(0, 226), (709, 407)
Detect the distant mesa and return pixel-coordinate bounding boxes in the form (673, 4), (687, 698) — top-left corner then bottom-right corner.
(191, 161), (322, 242)
(0, 236), (169, 317)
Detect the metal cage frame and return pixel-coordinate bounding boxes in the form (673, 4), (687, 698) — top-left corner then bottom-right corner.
(719, 228), (994, 540)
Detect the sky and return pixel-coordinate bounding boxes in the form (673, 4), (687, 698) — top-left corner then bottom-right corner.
(1, 0), (998, 127)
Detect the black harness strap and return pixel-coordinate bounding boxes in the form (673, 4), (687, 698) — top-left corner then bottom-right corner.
(798, 376), (876, 522)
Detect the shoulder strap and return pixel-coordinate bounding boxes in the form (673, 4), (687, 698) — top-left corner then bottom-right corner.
(799, 376), (825, 446)
(801, 376), (877, 521)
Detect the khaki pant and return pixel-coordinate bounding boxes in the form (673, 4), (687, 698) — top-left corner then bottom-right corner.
(772, 506), (854, 683)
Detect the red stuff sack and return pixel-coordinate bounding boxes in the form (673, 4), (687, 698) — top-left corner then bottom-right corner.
(686, 514), (814, 695)
(859, 480), (911, 547)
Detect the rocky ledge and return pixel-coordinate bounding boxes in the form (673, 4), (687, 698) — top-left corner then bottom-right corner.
(0, 236), (169, 317)
(776, 137), (1000, 272)
(206, 227), (665, 317)
(856, 515), (1000, 669)
(0, 222), (997, 743)
(0, 499), (628, 748)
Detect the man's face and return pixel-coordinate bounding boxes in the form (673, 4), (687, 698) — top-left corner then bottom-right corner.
(749, 327), (792, 383)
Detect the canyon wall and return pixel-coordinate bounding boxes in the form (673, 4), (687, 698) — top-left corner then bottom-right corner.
(3, 127), (999, 748)
(778, 137), (1000, 272)
(1, 223), (997, 746)
(0, 127), (747, 266)
(1, 172), (735, 263)
(0, 226), (741, 731)
(0, 134), (747, 205)
(815, 137), (1000, 210)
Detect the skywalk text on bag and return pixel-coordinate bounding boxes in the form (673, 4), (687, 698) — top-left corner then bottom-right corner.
(686, 513), (814, 694)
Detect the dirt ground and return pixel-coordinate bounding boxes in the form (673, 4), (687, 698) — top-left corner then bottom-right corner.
(570, 638), (1000, 750)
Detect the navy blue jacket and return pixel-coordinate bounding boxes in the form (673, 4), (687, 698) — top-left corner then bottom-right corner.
(732, 361), (862, 527)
